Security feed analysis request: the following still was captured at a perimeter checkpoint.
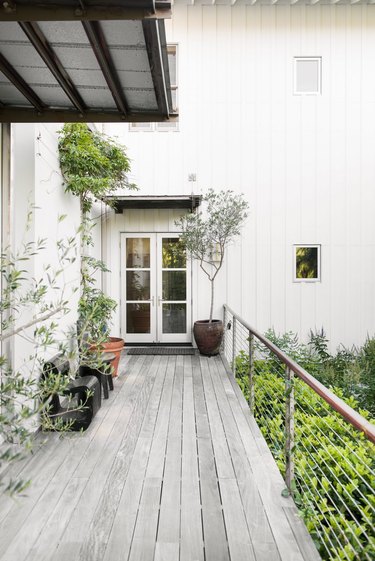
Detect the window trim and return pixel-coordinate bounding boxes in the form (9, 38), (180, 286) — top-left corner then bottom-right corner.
(129, 122), (153, 132)
(293, 244), (321, 283)
(293, 57), (322, 96)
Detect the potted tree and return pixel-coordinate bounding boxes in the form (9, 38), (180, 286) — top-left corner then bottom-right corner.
(176, 189), (248, 356)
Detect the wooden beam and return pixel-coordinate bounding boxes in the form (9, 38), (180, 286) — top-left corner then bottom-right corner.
(0, 52), (44, 112)
(157, 19), (173, 112)
(82, 20), (129, 117)
(18, 21), (87, 114)
(0, 3), (171, 22)
(142, 19), (169, 117)
(0, 107), (179, 123)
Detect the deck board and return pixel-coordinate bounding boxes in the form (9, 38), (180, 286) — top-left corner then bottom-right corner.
(0, 352), (321, 561)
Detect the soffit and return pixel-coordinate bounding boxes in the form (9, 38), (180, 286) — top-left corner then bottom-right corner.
(0, 1), (176, 123)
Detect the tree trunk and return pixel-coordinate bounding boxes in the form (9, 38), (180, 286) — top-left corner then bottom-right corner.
(209, 279), (214, 322)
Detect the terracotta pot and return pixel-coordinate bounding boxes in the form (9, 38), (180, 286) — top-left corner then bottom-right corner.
(100, 337), (125, 377)
(193, 320), (224, 356)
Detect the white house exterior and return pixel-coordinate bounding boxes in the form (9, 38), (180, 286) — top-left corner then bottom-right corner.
(2, 1), (375, 354)
(101, 1), (375, 351)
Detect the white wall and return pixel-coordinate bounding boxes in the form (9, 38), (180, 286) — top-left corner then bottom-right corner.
(11, 123), (81, 375)
(105, 3), (375, 350)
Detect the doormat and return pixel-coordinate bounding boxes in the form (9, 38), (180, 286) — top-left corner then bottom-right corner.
(128, 347), (195, 356)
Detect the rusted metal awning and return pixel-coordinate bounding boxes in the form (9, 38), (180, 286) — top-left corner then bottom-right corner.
(0, 1), (176, 123)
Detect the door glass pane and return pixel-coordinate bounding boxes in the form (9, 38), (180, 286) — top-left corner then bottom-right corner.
(127, 303), (150, 333)
(126, 271), (150, 300)
(162, 238), (186, 268)
(162, 271), (186, 301)
(126, 238), (150, 268)
(162, 304), (186, 334)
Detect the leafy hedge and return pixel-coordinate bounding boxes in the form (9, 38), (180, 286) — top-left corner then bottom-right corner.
(258, 329), (375, 416)
(235, 347), (375, 561)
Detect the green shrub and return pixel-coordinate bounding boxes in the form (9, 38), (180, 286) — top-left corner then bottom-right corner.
(234, 338), (375, 561)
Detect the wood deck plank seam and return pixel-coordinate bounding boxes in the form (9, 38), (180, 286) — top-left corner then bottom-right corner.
(78, 355), (165, 561)
(132, 356), (176, 561)
(101, 355), (170, 561)
(0, 435), (94, 561)
(202, 356), (257, 561)
(155, 355), (182, 548)
(214, 356), (321, 561)
(191, 353), (231, 561)
(49, 353), (154, 561)
(72, 354), (142, 478)
(206, 356), (280, 561)
(180, 355), (205, 561)
(35, 354), (151, 557)
(53, 355), (152, 561)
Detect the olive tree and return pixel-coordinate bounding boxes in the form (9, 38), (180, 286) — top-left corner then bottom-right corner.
(176, 189), (248, 322)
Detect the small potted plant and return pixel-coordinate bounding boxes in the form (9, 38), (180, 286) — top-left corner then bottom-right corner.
(176, 189), (248, 356)
(78, 288), (124, 377)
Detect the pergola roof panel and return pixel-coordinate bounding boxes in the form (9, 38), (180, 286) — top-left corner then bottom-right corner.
(100, 20), (145, 46)
(75, 86), (117, 110)
(125, 89), (158, 112)
(0, 74), (31, 105)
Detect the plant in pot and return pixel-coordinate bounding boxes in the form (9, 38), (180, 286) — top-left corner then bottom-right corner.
(176, 189), (248, 356)
(77, 287), (124, 377)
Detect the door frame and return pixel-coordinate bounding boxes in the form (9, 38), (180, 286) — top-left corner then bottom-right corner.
(120, 232), (192, 344)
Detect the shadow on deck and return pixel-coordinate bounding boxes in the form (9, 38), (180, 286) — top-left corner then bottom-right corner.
(0, 352), (321, 561)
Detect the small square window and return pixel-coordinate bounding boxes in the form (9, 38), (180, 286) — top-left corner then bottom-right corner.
(294, 245), (321, 282)
(294, 57), (321, 95)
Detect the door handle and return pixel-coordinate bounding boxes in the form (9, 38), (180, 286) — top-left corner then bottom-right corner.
(152, 296), (155, 306)
(158, 296), (163, 306)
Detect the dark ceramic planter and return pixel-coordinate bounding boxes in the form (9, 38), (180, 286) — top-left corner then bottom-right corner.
(193, 320), (224, 356)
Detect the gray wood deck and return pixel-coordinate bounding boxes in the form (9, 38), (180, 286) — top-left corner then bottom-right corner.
(0, 352), (321, 561)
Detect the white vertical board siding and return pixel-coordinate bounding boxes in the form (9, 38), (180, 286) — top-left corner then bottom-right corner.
(105, 4), (375, 350)
(11, 124), (81, 371)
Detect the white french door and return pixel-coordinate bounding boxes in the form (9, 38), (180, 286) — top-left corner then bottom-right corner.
(121, 233), (191, 343)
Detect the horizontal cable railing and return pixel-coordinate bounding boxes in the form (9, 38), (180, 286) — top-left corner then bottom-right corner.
(222, 304), (375, 561)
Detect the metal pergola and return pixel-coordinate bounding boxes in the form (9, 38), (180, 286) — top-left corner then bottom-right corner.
(0, 1), (176, 123)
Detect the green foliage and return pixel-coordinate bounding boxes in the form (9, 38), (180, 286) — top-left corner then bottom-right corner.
(58, 123), (136, 213)
(176, 189), (248, 321)
(257, 328), (375, 415)
(78, 288), (117, 342)
(0, 220), (81, 495)
(234, 334), (375, 561)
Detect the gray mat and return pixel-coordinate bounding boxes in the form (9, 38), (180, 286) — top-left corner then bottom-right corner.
(128, 347), (195, 356)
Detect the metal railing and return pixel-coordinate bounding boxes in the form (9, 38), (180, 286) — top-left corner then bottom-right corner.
(223, 305), (375, 561)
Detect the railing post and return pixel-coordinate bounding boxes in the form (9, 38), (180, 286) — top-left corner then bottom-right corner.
(248, 332), (255, 413)
(285, 366), (295, 491)
(232, 316), (237, 376)
(222, 305), (227, 354)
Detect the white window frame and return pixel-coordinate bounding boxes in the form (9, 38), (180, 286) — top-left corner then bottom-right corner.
(128, 122), (153, 132)
(293, 244), (321, 283)
(155, 121), (179, 132)
(167, 43), (178, 113)
(293, 57), (322, 95)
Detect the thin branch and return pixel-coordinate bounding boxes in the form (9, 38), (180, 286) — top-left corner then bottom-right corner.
(1, 305), (66, 343)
